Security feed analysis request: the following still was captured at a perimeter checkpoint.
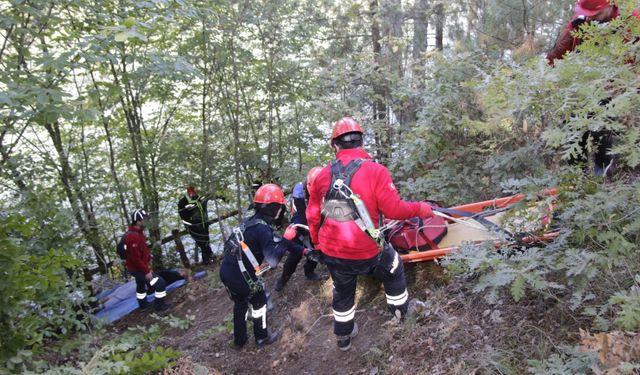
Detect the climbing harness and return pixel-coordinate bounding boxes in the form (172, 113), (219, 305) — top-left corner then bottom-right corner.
(224, 219), (271, 295)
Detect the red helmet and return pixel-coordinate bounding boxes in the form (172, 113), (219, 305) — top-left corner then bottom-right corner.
(186, 186), (196, 197)
(331, 117), (363, 142)
(254, 183), (286, 205)
(575, 0), (610, 16)
(305, 166), (323, 190)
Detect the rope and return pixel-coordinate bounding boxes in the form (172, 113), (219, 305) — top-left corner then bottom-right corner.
(432, 211), (488, 231)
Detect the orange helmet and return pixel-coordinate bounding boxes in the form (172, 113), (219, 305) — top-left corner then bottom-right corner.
(254, 183), (286, 205)
(575, 0), (610, 16)
(330, 117), (363, 143)
(305, 166), (323, 190)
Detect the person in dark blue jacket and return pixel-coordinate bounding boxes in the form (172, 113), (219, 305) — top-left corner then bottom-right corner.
(219, 184), (311, 349)
(274, 167), (323, 291)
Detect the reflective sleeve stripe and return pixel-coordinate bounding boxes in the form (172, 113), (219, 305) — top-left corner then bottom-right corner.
(136, 293), (147, 300)
(155, 291), (167, 298)
(251, 304), (268, 329)
(333, 305), (356, 322)
(182, 220), (193, 226)
(150, 277), (159, 286)
(386, 290), (408, 306)
(185, 204), (195, 209)
(390, 252), (400, 274)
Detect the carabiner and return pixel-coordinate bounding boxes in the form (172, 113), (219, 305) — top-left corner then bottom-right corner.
(233, 227), (244, 243)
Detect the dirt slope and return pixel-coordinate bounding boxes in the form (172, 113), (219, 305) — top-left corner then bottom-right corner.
(114, 261), (402, 375)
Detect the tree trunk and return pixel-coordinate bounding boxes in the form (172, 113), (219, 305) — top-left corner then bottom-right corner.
(370, 0), (389, 161)
(435, 2), (444, 51)
(88, 69), (129, 225)
(44, 121), (108, 273)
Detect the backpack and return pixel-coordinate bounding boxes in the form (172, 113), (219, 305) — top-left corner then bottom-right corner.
(116, 232), (131, 260)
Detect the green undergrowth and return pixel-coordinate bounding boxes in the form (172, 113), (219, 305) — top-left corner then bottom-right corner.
(3, 314), (195, 375)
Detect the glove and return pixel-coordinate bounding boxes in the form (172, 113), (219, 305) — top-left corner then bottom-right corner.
(419, 202), (434, 218)
(283, 225), (297, 241)
(303, 247), (311, 255)
(144, 271), (154, 281)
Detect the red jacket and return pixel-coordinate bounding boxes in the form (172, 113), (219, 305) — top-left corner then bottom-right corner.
(307, 148), (422, 260)
(125, 225), (152, 274)
(547, 7), (640, 65)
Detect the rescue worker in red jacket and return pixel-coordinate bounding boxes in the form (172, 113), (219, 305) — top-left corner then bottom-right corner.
(306, 117), (434, 351)
(547, 0), (640, 176)
(125, 209), (170, 312)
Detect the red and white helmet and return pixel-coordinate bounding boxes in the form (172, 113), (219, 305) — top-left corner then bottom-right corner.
(575, 0), (610, 17)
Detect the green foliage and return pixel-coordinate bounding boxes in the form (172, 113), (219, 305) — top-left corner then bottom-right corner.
(29, 325), (179, 375)
(527, 347), (599, 375)
(111, 346), (180, 375)
(0, 213), (89, 370)
(151, 313), (196, 330)
(609, 279), (640, 331)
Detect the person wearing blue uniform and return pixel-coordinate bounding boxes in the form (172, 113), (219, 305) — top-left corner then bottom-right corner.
(219, 184), (311, 349)
(274, 167), (323, 291)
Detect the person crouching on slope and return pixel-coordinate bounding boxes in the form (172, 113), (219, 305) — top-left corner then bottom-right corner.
(219, 184), (314, 349)
(306, 117), (434, 351)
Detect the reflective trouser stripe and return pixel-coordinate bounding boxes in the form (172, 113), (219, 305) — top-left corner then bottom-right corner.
(251, 304), (267, 329)
(150, 277), (159, 286)
(155, 291), (167, 298)
(136, 293), (147, 300)
(389, 252), (400, 274)
(333, 305), (356, 322)
(386, 290), (408, 306)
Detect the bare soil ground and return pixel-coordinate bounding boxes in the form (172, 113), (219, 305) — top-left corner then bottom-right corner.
(114, 260), (401, 375)
(111, 260), (586, 375)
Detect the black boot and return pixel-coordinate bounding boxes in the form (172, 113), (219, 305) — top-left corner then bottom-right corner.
(154, 298), (171, 312)
(388, 302), (409, 321)
(137, 299), (150, 310)
(336, 322), (359, 351)
(274, 276), (287, 292)
(256, 332), (279, 347)
(304, 271), (321, 281)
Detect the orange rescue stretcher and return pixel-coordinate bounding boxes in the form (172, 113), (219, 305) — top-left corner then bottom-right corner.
(397, 188), (560, 263)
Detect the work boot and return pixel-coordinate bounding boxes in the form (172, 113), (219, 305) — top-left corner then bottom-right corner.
(274, 277), (286, 292)
(154, 298), (171, 312)
(336, 322), (359, 351)
(389, 302), (409, 322)
(256, 332), (280, 347)
(304, 272), (322, 281)
(229, 337), (247, 350)
(137, 299), (150, 310)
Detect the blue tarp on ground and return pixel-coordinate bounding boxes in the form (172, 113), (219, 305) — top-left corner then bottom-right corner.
(94, 271), (206, 323)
